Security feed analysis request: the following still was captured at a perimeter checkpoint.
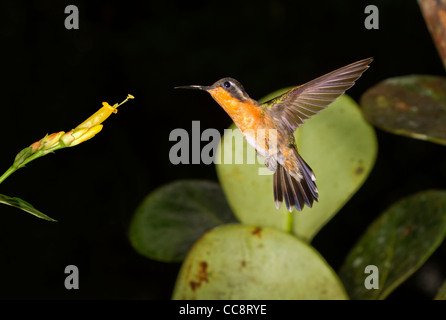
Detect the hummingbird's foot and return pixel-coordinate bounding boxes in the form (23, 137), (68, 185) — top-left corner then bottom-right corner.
(264, 156), (277, 171)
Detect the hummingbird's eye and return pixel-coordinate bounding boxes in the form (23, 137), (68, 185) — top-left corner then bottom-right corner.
(223, 81), (231, 88)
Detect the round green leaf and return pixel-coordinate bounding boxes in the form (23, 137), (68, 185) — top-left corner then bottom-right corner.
(172, 224), (348, 299)
(215, 92), (377, 242)
(129, 180), (237, 262)
(361, 75), (446, 145)
(339, 190), (446, 300)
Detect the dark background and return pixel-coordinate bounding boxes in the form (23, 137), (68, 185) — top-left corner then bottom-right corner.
(0, 0), (445, 299)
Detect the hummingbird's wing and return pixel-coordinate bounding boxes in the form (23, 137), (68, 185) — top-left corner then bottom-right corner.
(264, 58), (373, 132)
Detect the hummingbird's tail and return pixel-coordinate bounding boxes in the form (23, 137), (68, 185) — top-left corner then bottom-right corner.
(273, 154), (319, 212)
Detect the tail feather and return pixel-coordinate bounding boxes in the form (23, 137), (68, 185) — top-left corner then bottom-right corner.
(273, 165), (283, 209)
(282, 168), (293, 210)
(286, 168), (302, 210)
(273, 154), (319, 212)
(295, 152), (319, 199)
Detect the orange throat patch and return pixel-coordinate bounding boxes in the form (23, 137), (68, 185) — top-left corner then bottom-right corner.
(207, 87), (262, 131)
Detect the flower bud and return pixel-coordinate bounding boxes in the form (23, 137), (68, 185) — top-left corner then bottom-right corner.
(28, 131), (65, 153)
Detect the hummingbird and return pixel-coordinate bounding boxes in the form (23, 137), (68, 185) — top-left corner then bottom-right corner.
(176, 58), (373, 212)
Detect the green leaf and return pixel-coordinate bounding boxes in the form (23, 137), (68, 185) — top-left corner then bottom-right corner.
(0, 194), (57, 221)
(129, 180), (237, 262)
(361, 75), (446, 146)
(13, 146), (33, 168)
(172, 224), (348, 299)
(435, 279), (446, 300)
(339, 190), (446, 300)
(215, 92), (377, 242)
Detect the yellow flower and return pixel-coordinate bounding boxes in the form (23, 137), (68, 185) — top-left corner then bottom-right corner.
(75, 102), (117, 130)
(60, 94), (134, 147)
(5, 94), (134, 185)
(61, 125), (103, 147)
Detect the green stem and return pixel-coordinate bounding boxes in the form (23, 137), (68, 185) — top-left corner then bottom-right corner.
(285, 210), (293, 233)
(0, 144), (64, 185)
(18, 150), (50, 168)
(0, 166), (16, 185)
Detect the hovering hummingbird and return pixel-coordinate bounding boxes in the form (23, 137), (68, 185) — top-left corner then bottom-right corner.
(176, 58), (373, 212)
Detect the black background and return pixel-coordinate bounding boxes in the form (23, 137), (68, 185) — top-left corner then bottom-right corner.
(0, 0), (445, 299)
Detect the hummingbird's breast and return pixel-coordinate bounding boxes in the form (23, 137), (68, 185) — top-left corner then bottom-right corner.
(208, 86), (264, 131)
(208, 86), (287, 159)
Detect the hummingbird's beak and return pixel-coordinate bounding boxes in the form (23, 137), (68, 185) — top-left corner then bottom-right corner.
(174, 85), (210, 91)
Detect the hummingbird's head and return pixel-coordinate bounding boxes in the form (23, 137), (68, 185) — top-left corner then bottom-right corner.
(175, 78), (251, 100)
(175, 78), (255, 116)
(175, 77), (251, 104)
(209, 78), (251, 102)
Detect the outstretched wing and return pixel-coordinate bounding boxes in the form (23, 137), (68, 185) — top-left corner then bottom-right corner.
(264, 58), (373, 132)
